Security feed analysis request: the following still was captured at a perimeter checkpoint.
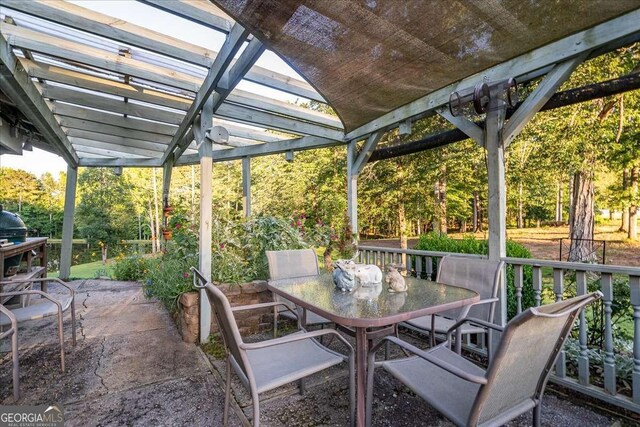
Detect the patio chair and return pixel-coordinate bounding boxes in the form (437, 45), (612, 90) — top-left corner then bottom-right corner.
(0, 277), (76, 372)
(266, 249), (332, 336)
(0, 304), (19, 401)
(404, 256), (503, 356)
(192, 267), (355, 427)
(366, 291), (602, 427)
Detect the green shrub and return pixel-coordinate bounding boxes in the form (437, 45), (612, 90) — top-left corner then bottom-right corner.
(112, 254), (150, 281)
(239, 215), (307, 280)
(144, 256), (194, 311)
(415, 232), (535, 319)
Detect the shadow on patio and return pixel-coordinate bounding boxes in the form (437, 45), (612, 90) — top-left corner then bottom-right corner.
(1, 279), (634, 426)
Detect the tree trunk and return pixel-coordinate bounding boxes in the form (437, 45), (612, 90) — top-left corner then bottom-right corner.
(517, 181), (524, 228)
(433, 166), (447, 234)
(629, 166), (638, 240)
(568, 170), (596, 262)
(568, 174), (575, 235)
(461, 219), (467, 233)
(620, 169), (630, 233)
(398, 202), (407, 266)
(555, 180), (564, 223)
(472, 192), (480, 232)
(101, 244), (108, 264)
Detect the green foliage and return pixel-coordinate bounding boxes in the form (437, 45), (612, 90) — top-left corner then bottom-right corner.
(144, 256), (194, 311)
(76, 168), (137, 260)
(239, 215), (308, 280)
(415, 233), (535, 319)
(112, 254), (150, 281)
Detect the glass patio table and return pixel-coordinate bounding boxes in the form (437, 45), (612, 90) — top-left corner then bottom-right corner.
(267, 273), (479, 427)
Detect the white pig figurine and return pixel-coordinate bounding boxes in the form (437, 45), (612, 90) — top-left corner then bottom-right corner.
(385, 264), (407, 293)
(354, 264), (383, 286)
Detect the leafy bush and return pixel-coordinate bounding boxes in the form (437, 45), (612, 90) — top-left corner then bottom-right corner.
(144, 257), (194, 311)
(112, 254), (150, 281)
(239, 215), (307, 280)
(144, 211), (198, 311)
(143, 213), (310, 309)
(415, 232), (535, 319)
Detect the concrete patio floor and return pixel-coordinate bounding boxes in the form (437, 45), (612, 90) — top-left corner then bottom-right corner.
(1, 279), (636, 426)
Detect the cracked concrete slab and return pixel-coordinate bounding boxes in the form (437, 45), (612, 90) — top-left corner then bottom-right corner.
(1, 280), (242, 426)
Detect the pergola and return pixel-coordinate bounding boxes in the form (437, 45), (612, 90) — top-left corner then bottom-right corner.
(1, 1), (639, 349)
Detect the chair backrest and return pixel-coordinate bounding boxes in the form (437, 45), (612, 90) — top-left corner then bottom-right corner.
(192, 268), (252, 382)
(266, 249), (320, 280)
(468, 292), (601, 426)
(435, 256), (503, 321)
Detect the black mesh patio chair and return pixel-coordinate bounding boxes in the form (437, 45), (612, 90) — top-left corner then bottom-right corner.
(367, 291), (602, 427)
(404, 256), (503, 356)
(266, 249), (332, 335)
(192, 267), (355, 427)
(0, 277), (76, 372)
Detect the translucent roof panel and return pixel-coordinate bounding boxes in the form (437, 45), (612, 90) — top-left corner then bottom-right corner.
(213, 0), (639, 132)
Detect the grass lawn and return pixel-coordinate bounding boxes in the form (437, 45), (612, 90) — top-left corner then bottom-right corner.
(49, 259), (113, 279)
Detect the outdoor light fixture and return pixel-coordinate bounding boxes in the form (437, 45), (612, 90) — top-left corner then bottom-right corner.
(21, 134), (33, 151)
(206, 125), (230, 145)
(449, 78), (518, 117)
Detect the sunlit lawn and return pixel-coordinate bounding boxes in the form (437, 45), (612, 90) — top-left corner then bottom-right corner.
(49, 259), (113, 279)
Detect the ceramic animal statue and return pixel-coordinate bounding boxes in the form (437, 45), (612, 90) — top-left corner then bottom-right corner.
(385, 264), (407, 293)
(354, 264), (383, 286)
(332, 259), (358, 292)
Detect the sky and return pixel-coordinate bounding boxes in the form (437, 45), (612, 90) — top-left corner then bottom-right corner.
(0, 0), (307, 177)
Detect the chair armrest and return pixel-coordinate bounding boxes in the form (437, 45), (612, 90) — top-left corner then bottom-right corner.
(445, 317), (504, 342)
(0, 305), (17, 337)
(468, 297), (498, 308)
(370, 336), (487, 385)
(231, 301), (298, 319)
(240, 328), (354, 357)
(0, 290), (63, 312)
(0, 277), (74, 298)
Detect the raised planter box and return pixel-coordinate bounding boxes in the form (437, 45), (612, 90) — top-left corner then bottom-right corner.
(177, 280), (274, 343)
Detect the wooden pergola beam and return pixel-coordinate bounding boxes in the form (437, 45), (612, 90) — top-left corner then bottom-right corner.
(2, 23), (201, 92)
(161, 23), (253, 164)
(346, 9), (640, 142)
(0, 34), (78, 165)
(2, 0), (323, 101)
(139, 0), (234, 34)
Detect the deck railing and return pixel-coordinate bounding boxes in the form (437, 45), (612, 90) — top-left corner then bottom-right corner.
(357, 245), (640, 413)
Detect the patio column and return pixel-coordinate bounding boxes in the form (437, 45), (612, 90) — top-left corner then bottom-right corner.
(346, 140), (358, 234)
(198, 99), (214, 344)
(346, 133), (382, 237)
(485, 101), (508, 331)
(242, 156), (251, 217)
(59, 164), (77, 280)
(162, 158), (173, 208)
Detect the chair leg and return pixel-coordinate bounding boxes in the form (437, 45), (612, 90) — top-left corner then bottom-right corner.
(223, 358), (231, 427)
(71, 300), (77, 347)
(273, 310), (278, 338)
(57, 311), (65, 372)
(533, 401), (541, 427)
(349, 354), (355, 427)
(365, 354), (375, 427)
(12, 329), (19, 401)
(251, 387), (260, 427)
